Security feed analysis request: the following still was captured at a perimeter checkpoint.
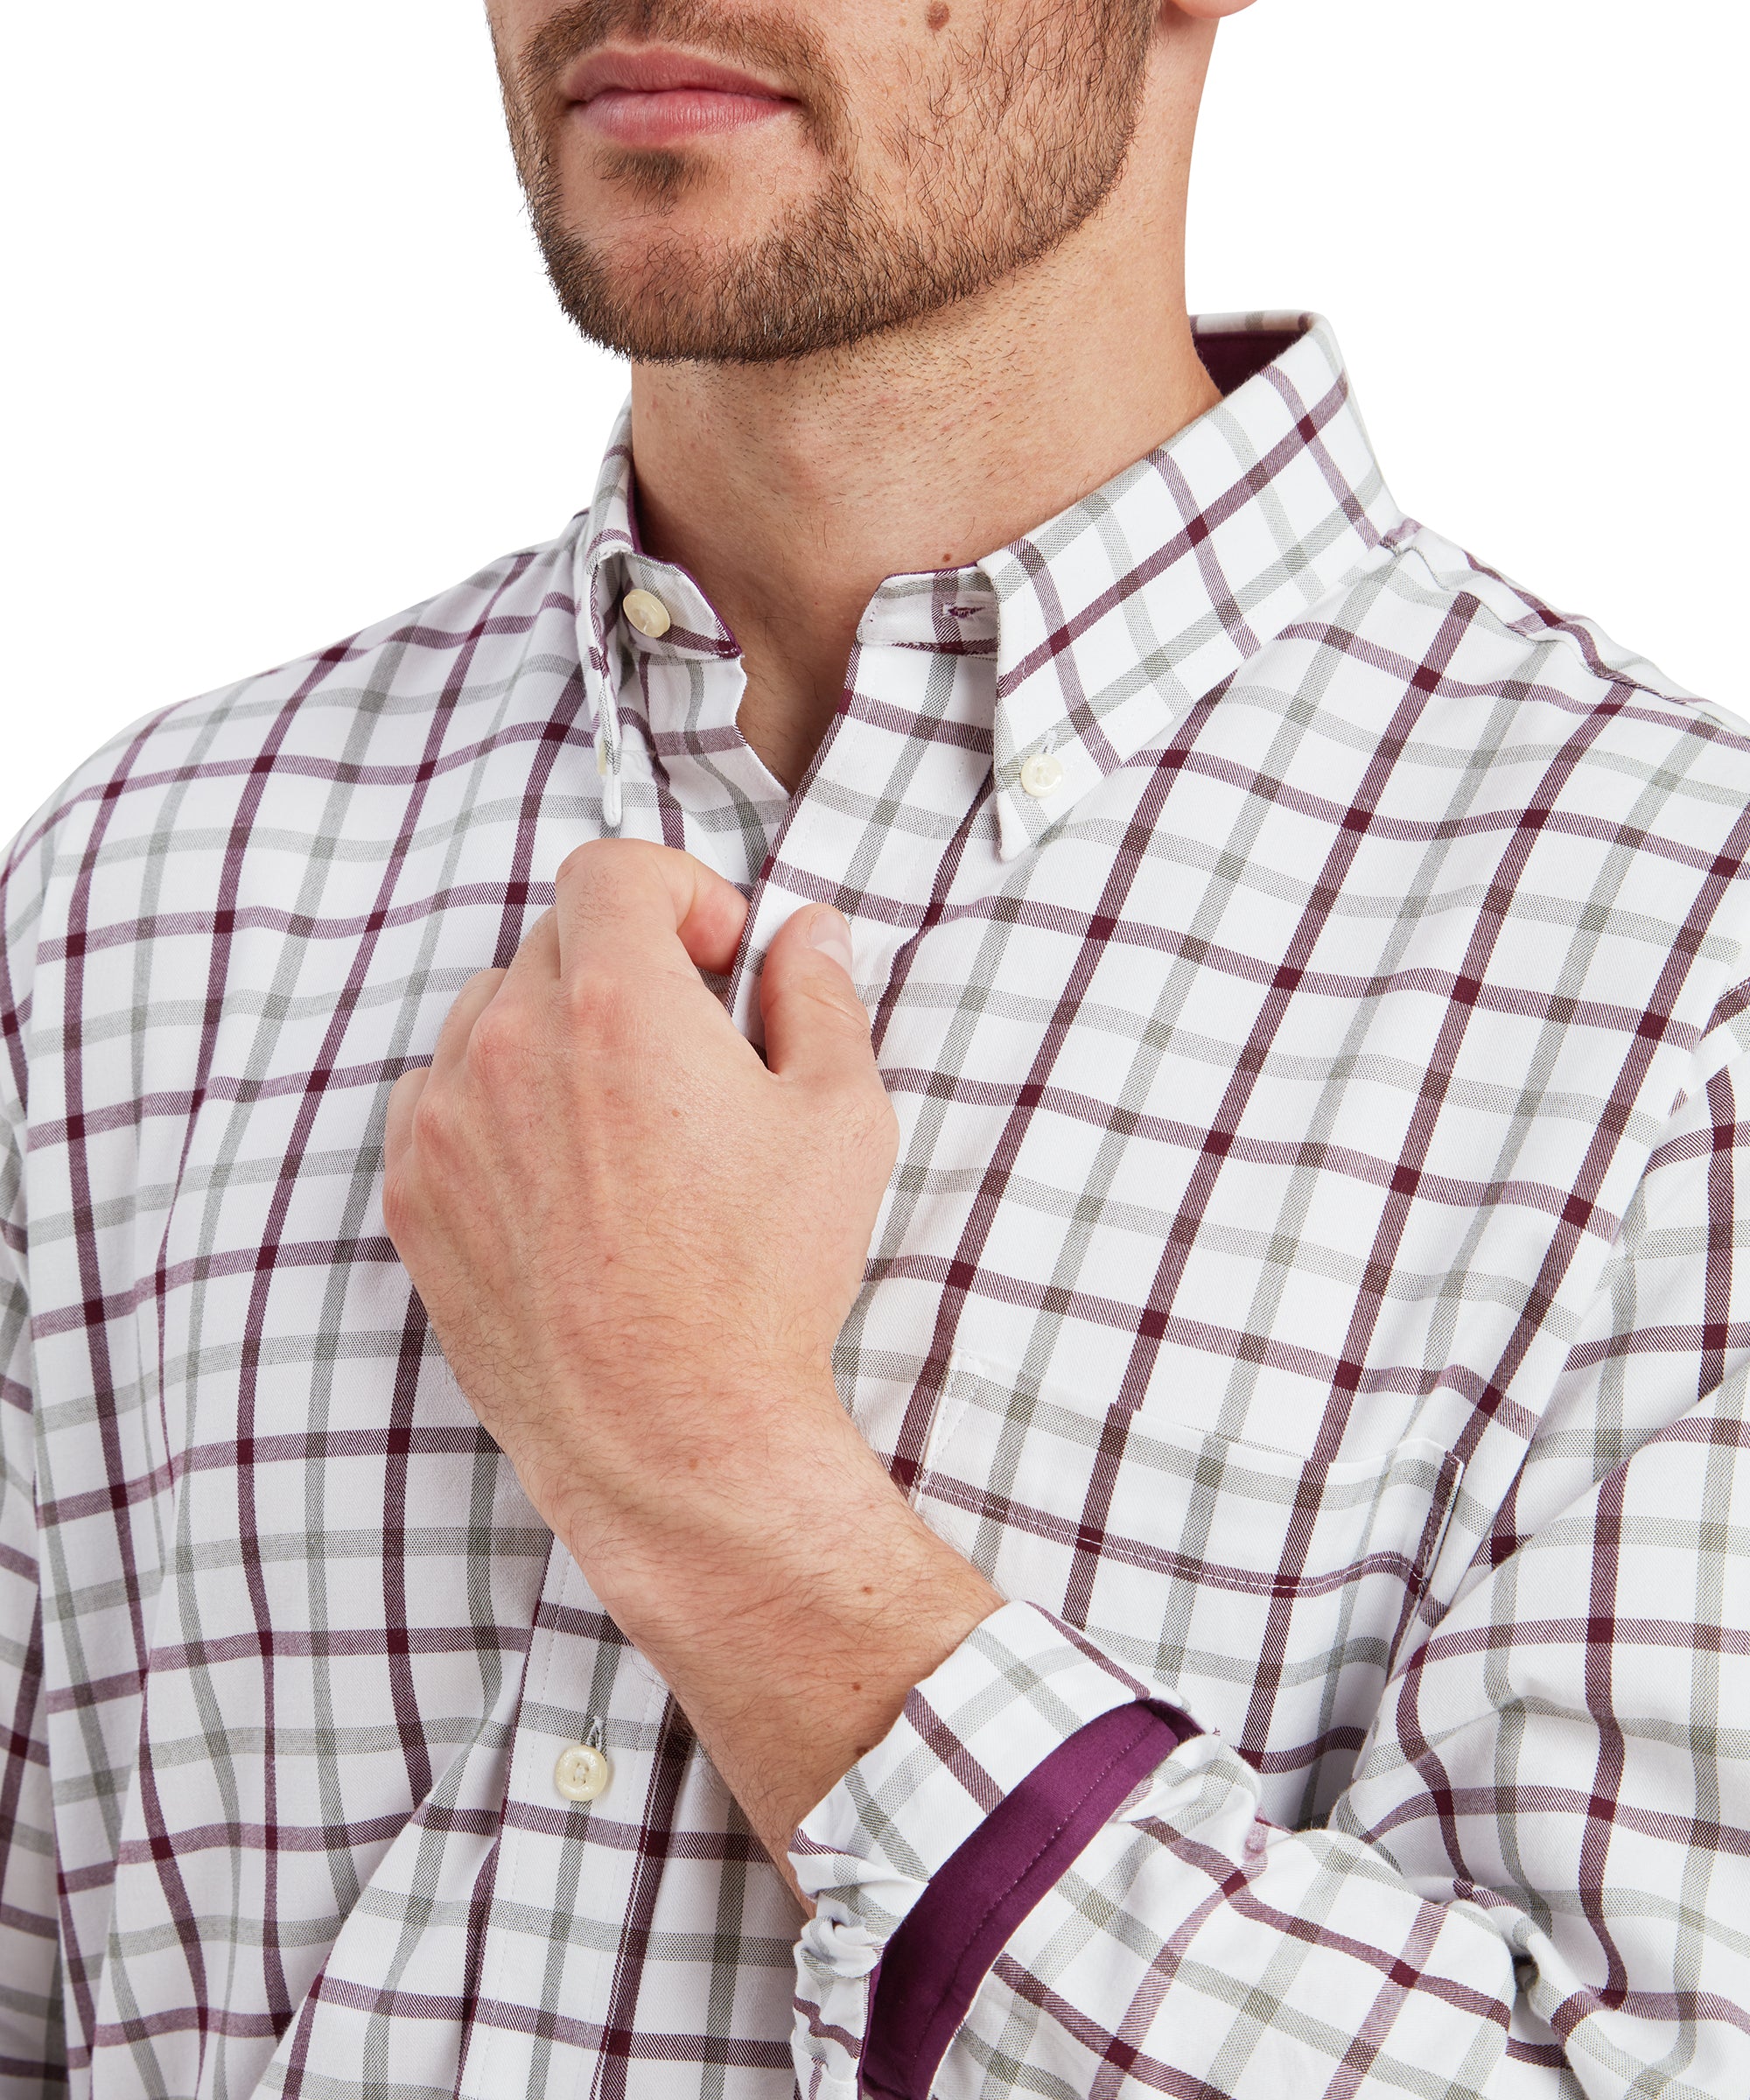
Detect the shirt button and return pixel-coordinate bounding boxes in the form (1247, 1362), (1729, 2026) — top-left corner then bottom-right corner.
(622, 588), (672, 640)
(554, 1743), (612, 1803)
(1018, 751), (1065, 799)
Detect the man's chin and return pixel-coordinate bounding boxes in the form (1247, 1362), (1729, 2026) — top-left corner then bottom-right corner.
(534, 235), (782, 364)
(532, 197), (942, 366)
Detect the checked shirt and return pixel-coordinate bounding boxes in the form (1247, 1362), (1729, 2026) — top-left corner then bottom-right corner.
(4, 314), (1750, 2100)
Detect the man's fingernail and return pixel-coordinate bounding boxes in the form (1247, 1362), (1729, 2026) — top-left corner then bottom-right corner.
(807, 909), (854, 975)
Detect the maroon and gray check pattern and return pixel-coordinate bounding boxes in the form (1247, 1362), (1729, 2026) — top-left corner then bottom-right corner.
(4, 316), (1749, 2100)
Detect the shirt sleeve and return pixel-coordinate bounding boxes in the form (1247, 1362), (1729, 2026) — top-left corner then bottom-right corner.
(788, 1018), (1750, 2100)
(0, 838), (61, 2096)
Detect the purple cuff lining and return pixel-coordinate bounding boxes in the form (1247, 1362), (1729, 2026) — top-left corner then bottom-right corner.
(861, 1698), (1192, 2100)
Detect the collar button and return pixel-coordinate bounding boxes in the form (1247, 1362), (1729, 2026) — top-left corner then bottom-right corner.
(622, 588), (672, 640)
(1018, 751), (1065, 799)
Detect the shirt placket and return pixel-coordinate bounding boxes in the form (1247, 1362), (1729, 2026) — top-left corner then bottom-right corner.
(458, 1536), (668, 2100)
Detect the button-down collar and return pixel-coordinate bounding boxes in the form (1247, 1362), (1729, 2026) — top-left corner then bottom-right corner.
(571, 314), (1402, 858)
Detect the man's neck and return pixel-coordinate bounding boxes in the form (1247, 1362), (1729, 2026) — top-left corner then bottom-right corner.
(626, 84), (1218, 792)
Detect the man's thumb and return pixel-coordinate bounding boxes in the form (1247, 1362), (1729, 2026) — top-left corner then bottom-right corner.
(759, 906), (878, 1084)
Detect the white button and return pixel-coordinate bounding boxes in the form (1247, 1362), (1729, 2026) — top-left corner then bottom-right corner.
(1018, 751), (1064, 799)
(554, 1743), (612, 1803)
(622, 588), (672, 640)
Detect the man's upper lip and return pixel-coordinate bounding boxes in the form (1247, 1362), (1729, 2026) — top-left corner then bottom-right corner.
(564, 47), (795, 105)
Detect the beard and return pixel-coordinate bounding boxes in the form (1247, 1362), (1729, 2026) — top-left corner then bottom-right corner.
(497, 0), (1157, 365)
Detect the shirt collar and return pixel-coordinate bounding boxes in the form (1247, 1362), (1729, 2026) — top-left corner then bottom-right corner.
(574, 314), (1403, 858)
(575, 420), (738, 687)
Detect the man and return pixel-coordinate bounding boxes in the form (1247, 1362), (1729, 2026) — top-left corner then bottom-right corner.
(3, 0), (1747, 2094)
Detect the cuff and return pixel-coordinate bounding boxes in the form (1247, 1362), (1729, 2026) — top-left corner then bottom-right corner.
(787, 1600), (1203, 2100)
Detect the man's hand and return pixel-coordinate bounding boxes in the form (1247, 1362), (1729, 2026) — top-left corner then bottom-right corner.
(382, 842), (998, 1886)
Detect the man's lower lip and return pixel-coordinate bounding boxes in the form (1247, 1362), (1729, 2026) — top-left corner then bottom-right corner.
(579, 88), (794, 146)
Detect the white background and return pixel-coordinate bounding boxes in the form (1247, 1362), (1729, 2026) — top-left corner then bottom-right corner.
(4, 2), (1745, 847)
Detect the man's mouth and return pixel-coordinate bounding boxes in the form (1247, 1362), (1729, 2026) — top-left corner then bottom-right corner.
(564, 46), (799, 147)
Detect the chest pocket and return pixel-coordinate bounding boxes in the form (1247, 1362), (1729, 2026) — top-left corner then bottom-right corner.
(914, 1353), (1463, 1826)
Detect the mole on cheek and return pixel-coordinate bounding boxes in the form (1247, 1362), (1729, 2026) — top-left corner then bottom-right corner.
(927, 2), (949, 27)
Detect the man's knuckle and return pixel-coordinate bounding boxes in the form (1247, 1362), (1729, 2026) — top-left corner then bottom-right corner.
(408, 1084), (453, 1155)
(466, 1002), (527, 1074)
